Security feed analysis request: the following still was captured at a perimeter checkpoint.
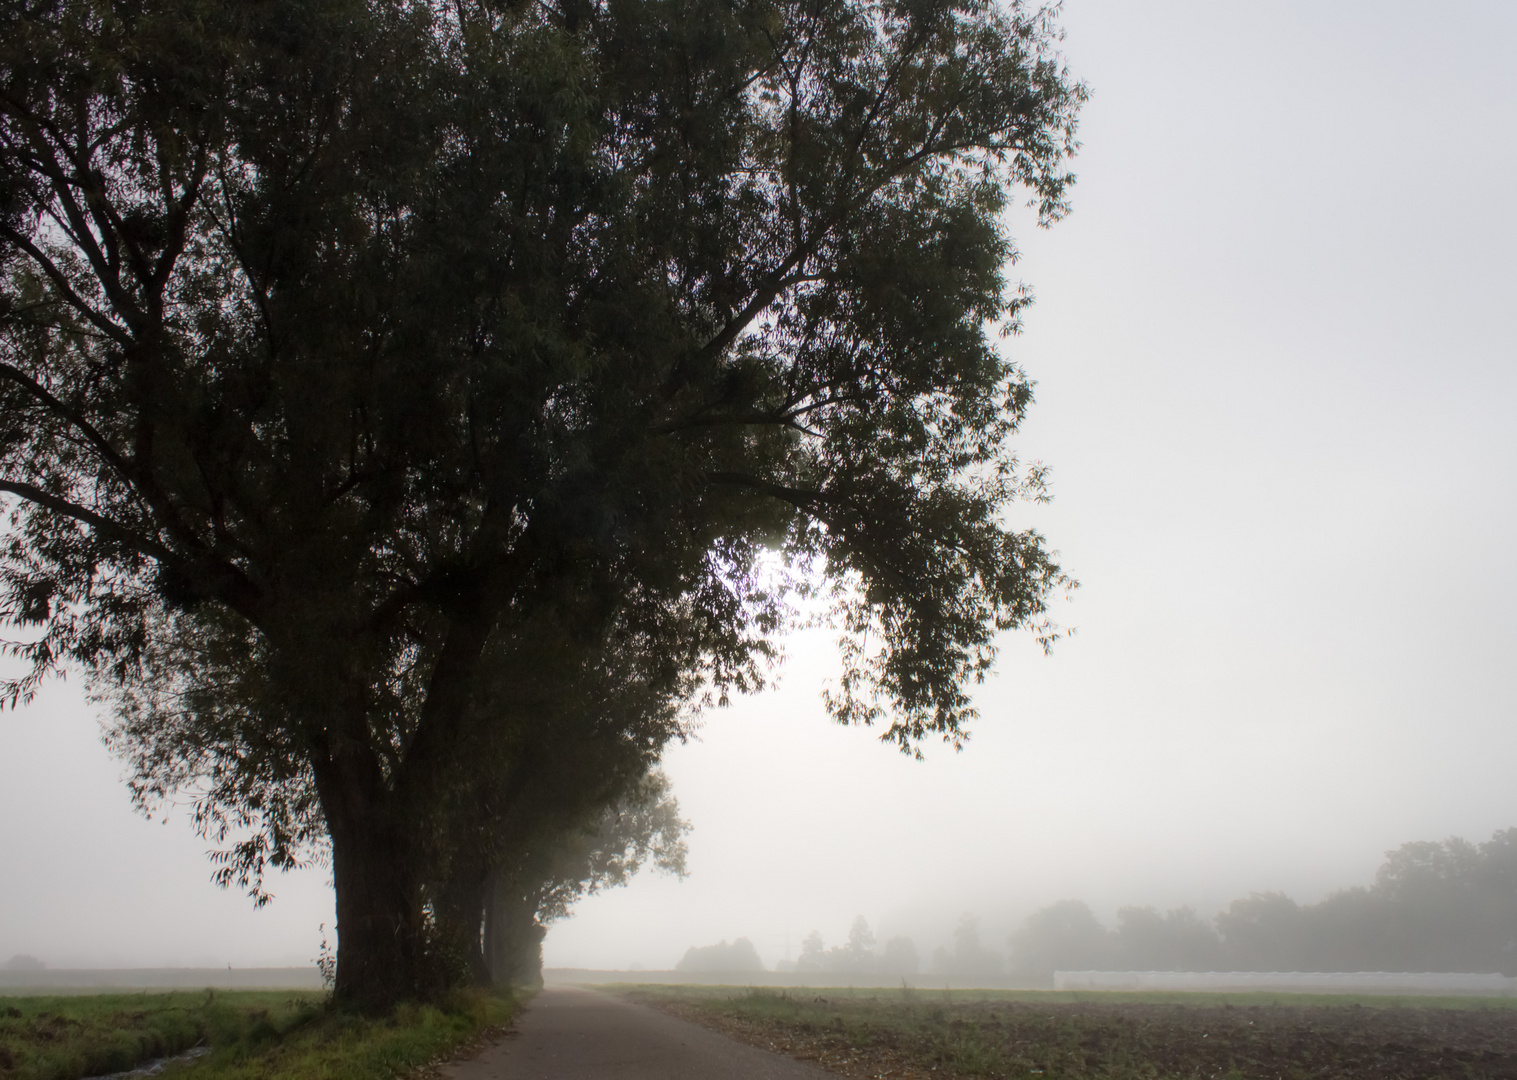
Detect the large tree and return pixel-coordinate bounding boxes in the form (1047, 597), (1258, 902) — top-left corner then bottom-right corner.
(483, 767), (689, 988)
(0, 0), (1082, 1008)
(102, 588), (696, 988)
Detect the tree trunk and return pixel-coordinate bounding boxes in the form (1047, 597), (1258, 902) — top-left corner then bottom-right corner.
(270, 595), (498, 1010)
(434, 864), (491, 987)
(484, 872), (546, 989)
(319, 762), (429, 1012)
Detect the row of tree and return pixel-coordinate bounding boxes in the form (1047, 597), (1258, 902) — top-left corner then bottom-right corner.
(0, 0), (1084, 1009)
(771, 914), (982, 976)
(768, 829), (1517, 980)
(675, 937), (766, 973)
(789, 916), (922, 975)
(1008, 828), (1517, 978)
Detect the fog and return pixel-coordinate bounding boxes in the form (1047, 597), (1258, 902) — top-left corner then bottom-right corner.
(3, 0), (1515, 973)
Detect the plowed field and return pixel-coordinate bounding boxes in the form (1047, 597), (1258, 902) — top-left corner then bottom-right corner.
(622, 986), (1517, 1079)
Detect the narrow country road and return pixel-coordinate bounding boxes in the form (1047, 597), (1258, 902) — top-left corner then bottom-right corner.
(440, 986), (836, 1080)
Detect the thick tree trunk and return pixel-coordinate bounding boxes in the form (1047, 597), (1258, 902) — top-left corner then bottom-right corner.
(263, 608), (435, 1012)
(483, 873), (546, 989)
(318, 763), (429, 1012)
(271, 592), (499, 1011)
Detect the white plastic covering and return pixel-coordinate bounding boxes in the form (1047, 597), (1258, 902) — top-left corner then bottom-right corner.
(1053, 970), (1517, 993)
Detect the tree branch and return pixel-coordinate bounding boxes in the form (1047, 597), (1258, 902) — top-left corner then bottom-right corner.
(704, 470), (835, 511)
(0, 224), (133, 346)
(0, 361), (137, 484)
(0, 477), (173, 563)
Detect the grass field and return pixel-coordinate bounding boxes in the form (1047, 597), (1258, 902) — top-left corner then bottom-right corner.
(617, 984), (1517, 1079)
(0, 988), (518, 1080)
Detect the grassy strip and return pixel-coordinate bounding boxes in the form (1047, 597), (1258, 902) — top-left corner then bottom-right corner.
(616, 984), (1517, 1080)
(0, 988), (518, 1080)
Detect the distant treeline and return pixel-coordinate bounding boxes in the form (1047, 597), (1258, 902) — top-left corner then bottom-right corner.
(678, 828), (1517, 978)
(1008, 828), (1517, 977)
(675, 937), (766, 973)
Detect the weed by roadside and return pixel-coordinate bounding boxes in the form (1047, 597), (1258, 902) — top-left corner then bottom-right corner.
(0, 988), (518, 1080)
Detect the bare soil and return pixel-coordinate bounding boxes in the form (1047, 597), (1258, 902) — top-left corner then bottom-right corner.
(623, 988), (1517, 1079)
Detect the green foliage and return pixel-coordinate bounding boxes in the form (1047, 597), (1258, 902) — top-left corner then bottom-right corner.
(0, 991), (320, 1080)
(182, 991), (516, 1080)
(0, 0), (1084, 1005)
(481, 766), (690, 986)
(0, 989), (515, 1080)
(534, 768), (690, 921)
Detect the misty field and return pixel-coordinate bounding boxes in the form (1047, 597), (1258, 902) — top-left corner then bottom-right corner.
(0, 988), (515, 1080)
(621, 985), (1517, 1079)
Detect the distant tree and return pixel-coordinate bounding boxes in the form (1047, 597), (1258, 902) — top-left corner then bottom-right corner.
(1008, 900), (1109, 979)
(821, 915), (878, 973)
(1214, 892), (1310, 971)
(1368, 829), (1517, 974)
(1208, 832), (1517, 974)
(1295, 886), (1390, 973)
(675, 937), (765, 973)
(880, 935), (920, 977)
(796, 931), (828, 973)
(1278, 828), (1517, 975)
(845, 916), (877, 963)
(1113, 906), (1222, 971)
(4, 954), (44, 971)
(994, 827), (1517, 979)
(933, 914), (1003, 979)
(0, 0), (1083, 1011)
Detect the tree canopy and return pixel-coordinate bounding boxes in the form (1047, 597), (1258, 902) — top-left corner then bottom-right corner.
(675, 936), (765, 973)
(0, 0), (1084, 1008)
(484, 766), (689, 986)
(792, 915), (883, 973)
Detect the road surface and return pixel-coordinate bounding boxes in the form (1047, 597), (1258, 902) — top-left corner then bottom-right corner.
(441, 986), (837, 1079)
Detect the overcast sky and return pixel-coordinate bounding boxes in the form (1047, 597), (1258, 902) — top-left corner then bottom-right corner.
(2, 0), (1514, 972)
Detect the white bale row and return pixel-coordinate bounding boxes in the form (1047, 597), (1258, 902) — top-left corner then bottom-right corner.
(1053, 970), (1517, 994)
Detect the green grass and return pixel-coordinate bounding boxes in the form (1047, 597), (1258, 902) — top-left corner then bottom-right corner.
(0, 988), (519, 1080)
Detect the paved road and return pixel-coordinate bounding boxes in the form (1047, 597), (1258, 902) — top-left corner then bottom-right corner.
(441, 986), (836, 1079)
